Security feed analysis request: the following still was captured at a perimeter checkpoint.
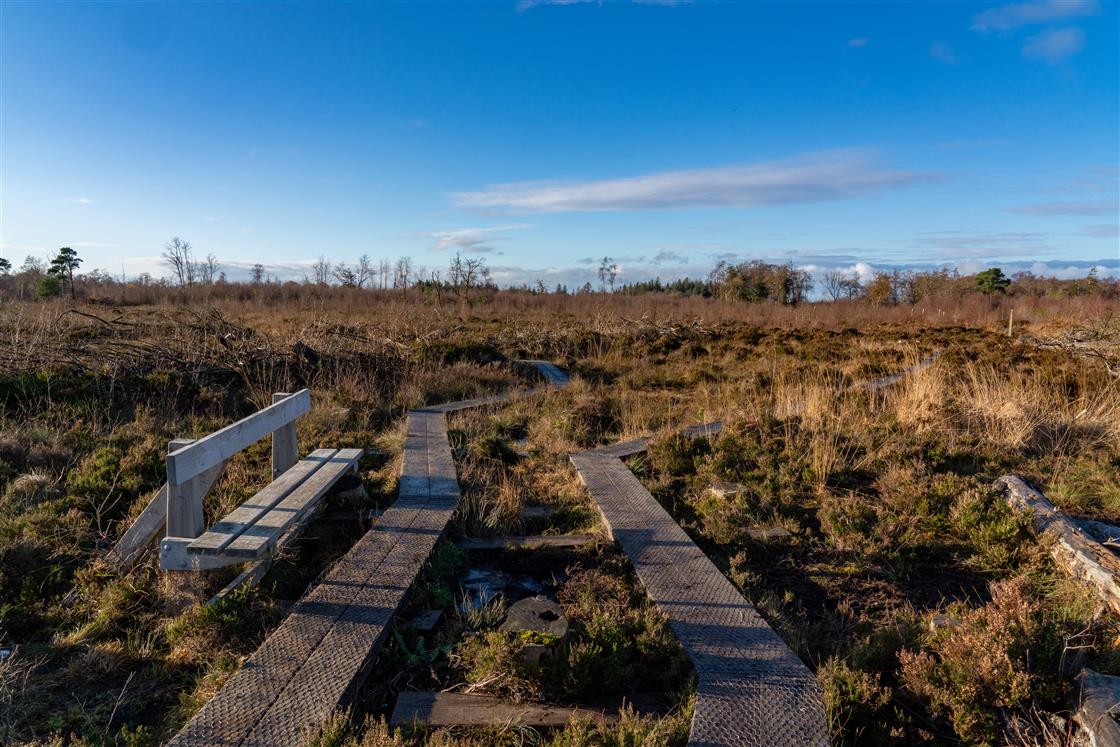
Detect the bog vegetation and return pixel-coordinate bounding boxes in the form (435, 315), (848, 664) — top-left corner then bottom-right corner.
(0, 250), (1117, 746)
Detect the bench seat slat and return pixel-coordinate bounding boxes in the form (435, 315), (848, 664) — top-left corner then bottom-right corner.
(187, 449), (337, 555)
(218, 448), (363, 560)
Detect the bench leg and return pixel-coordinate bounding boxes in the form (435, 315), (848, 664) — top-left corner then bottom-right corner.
(272, 392), (299, 480)
(166, 462), (225, 540)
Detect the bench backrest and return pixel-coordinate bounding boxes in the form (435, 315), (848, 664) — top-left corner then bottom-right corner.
(167, 389), (311, 487)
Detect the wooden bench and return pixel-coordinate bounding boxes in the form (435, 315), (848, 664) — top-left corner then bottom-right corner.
(158, 389), (362, 571)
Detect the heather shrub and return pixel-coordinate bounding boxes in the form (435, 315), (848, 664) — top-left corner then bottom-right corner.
(899, 576), (1065, 744)
(818, 657), (892, 744)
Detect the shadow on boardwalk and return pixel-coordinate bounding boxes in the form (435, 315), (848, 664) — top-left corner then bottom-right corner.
(167, 361), (569, 747)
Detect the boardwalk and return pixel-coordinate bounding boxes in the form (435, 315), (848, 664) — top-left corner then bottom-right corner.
(168, 361), (568, 746)
(570, 439), (829, 747)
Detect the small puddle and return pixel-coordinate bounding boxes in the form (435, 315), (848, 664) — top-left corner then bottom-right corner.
(456, 562), (560, 613)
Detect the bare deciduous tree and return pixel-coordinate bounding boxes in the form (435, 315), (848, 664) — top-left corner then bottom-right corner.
(199, 253), (220, 285)
(823, 269), (864, 300)
(356, 255), (374, 288)
(448, 252), (489, 299)
(598, 256), (619, 292)
(250, 263), (265, 284)
(162, 237), (194, 286)
(394, 256), (413, 288)
(312, 255), (332, 285)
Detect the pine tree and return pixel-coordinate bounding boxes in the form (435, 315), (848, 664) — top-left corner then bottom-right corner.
(47, 246), (82, 299)
(975, 267), (1010, 296)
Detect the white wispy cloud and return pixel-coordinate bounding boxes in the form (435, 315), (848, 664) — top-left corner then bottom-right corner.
(930, 42), (958, 63)
(517, 0), (594, 10)
(516, 0), (680, 10)
(846, 37), (869, 48)
(122, 257), (329, 283)
(451, 149), (935, 214)
(203, 216), (219, 222)
(417, 224), (533, 254)
(972, 0), (1098, 31)
(1009, 199), (1117, 215)
(63, 197), (95, 204)
(1022, 26), (1084, 62)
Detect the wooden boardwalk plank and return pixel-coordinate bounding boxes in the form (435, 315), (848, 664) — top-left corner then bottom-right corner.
(423, 393), (511, 413)
(517, 359), (571, 387)
(569, 446), (828, 747)
(168, 362), (570, 747)
(391, 692), (619, 728)
(456, 534), (599, 551)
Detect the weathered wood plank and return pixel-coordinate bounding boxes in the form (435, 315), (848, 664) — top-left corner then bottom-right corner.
(166, 456), (229, 540)
(206, 493), (338, 606)
(167, 363), (573, 747)
(455, 534), (598, 551)
(1075, 668), (1120, 747)
(272, 392), (300, 480)
(863, 352), (942, 391)
(107, 437), (195, 569)
(998, 476), (1120, 617)
(521, 504), (554, 520)
(570, 436), (830, 746)
(390, 692), (619, 728)
(517, 359), (572, 387)
(160, 536), (249, 571)
(186, 449), (335, 555)
(220, 449), (363, 559)
(167, 389), (311, 486)
(109, 484), (168, 569)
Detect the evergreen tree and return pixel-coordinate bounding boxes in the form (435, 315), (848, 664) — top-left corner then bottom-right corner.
(975, 267), (1010, 295)
(36, 274), (62, 299)
(47, 246), (82, 299)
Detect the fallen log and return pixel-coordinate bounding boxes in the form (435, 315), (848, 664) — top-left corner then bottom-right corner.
(1076, 668), (1120, 747)
(1076, 518), (1120, 547)
(997, 476), (1120, 616)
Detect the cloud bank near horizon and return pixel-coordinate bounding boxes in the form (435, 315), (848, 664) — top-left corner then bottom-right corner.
(451, 149), (937, 213)
(100, 253), (1117, 292)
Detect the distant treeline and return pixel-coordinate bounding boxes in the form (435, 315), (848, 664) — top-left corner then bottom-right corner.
(611, 261), (1114, 305)
(0, 243), (1114, 306)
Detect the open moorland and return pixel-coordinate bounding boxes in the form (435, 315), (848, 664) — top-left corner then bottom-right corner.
(0, 276), (1118, 746)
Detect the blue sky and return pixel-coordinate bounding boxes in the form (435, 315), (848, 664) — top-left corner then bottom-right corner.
(2, 0), (1117, 287)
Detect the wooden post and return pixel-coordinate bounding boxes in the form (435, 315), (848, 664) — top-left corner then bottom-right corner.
(166, 439), (204, 539)
(1008, 309), (1014, 337)
(272, 392), (299, 479)
(165, 440), (227, 540)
